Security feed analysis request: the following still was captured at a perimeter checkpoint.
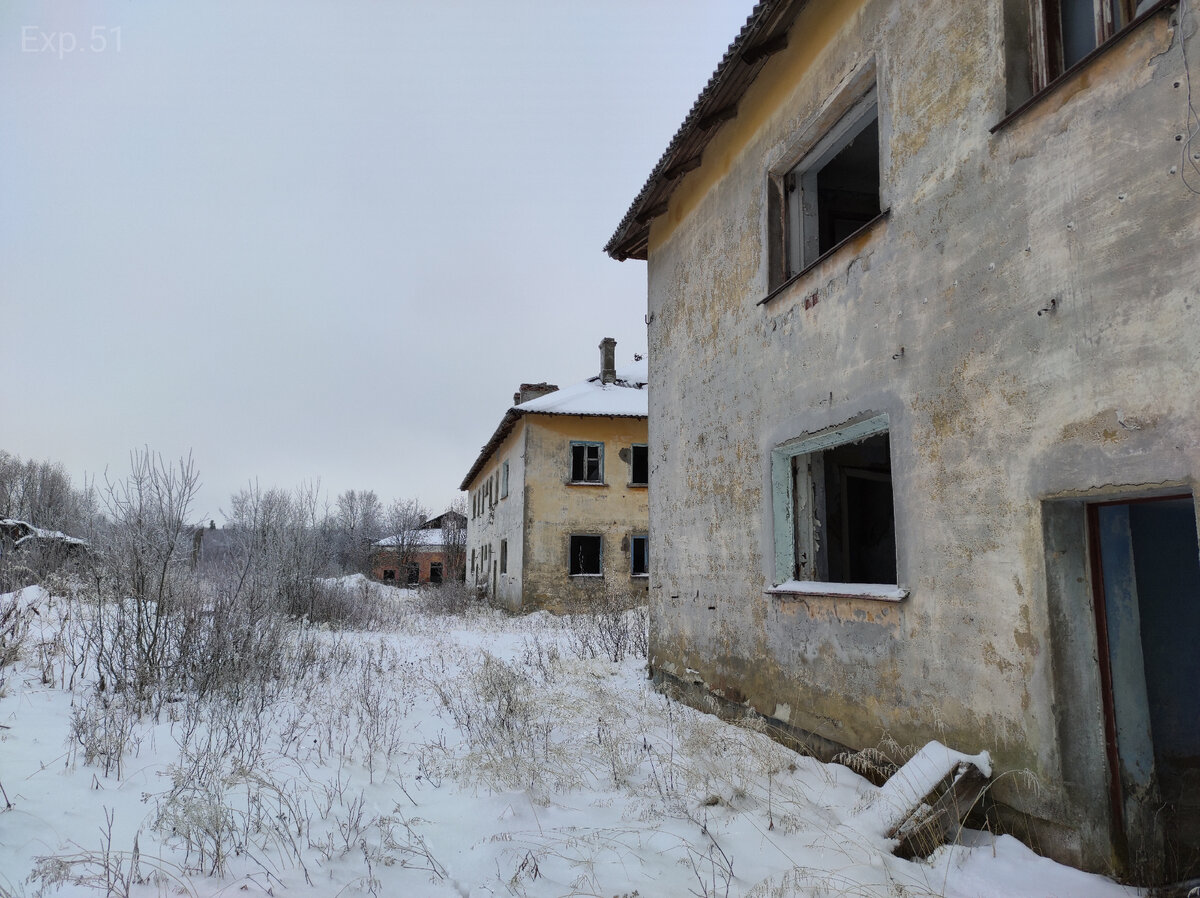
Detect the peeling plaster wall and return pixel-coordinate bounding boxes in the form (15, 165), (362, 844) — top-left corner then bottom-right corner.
(523, 415), (650, 612)
(465, 420), (526, 610)
(643, 0), (1200, 871)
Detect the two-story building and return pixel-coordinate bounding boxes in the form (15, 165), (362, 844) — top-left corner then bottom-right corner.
(461, 338), (649, 612)
(371, 510), (466, 586)
(607, 0), (1200, 882)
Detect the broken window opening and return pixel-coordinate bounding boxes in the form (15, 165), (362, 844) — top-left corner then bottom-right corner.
(631, 534), (649, 576)
(382, 569), (396, 581)
(631, 444), (649, 486)
(405, 562), (420, 586)
(500, 538), (508, 574)
(771, 415), (899, 589)
(1017, 0), (1145, 99)
(570, 442), (604, 483)
(429, 561), (443, 584)
(784, 92), (880, 277)
(569, 534), (602, 576)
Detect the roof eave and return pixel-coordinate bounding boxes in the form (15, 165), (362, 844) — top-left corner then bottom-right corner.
(604, 0), (805, 261)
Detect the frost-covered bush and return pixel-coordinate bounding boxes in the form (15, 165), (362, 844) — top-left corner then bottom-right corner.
(563, 593), (649, 663)
(0, 589), (35, 694)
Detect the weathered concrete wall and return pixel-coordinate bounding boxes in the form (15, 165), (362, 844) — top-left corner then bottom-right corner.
(523, 414), (650, 612)
(465, 420), (526, 610)
(643, 0), (1200, 872)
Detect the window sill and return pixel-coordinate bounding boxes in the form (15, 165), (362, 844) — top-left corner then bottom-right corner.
(631, 573), (649, 579)
(758, 209), (889, 307)
(567, 480), (607, 487)
(767, 580), (908, 602)
(990, 0), (1175, 134)
(569, 573), (604, 579)
(628, 482), (648, 489)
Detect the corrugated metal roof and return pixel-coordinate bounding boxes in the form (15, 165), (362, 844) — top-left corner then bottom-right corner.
(604, 0), (805, 261)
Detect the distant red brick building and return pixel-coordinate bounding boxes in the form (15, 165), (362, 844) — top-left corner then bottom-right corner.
(370, 511), (465, 586)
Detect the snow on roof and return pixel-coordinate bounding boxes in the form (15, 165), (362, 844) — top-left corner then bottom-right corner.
(0, 518), (88, 547)
(373, 528), (446, 549)
(515, 359), (648, 418)
(459, 359), (648, 491)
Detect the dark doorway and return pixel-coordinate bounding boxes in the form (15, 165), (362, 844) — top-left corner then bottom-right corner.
(1089, 494), (1200, 883)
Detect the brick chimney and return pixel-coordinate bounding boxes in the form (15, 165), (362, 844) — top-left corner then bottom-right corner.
(514, 382), (558, 405)
(599, 337), (617, 384)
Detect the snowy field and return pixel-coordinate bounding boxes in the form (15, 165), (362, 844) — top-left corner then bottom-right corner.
(0, 581), (1139, 897)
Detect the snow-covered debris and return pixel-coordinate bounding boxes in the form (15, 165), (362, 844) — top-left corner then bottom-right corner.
(857, 739), (993, 837)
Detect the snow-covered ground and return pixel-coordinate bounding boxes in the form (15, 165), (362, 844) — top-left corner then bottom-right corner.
(0, 583), (1139, 897)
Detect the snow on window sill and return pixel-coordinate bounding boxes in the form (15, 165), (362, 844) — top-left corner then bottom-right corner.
(766, 580), (908, 602)
(569, 573), (604, 578)
(631, 573), (649, 579)
(566, 480), (607, 487)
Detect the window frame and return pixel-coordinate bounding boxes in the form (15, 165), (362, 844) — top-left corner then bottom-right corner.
(769, 414), (907, 601)
(999, 0), (1173, 121)
(1031, 0), (1138, 92)
(630, 533), (649, 577)
(500, 538), (508, 574)
(429, 561), (443, 584)
(501, 460), (509, 498)
(781, 86), (881, 279)
(568, 533), (603, 577)
(630, 444), (649, 487)
(569, 441), (605, 484)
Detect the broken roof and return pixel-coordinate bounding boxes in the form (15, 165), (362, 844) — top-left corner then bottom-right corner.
(459, 360), (648, 491)
(605, 0), (804, 261)
(374, 528), (448, 549)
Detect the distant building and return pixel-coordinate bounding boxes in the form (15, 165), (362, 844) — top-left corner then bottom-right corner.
(460, 338), (649, 612)
(0, 518), (88, 581)
(371, 510), (466, 586)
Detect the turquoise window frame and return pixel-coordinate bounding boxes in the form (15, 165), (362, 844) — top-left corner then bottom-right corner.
(770, 414), (890, 585)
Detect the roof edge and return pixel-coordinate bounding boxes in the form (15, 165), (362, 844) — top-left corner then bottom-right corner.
(604, 0), (805, 261)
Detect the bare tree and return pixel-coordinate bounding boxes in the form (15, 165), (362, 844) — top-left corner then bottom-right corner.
(441, 497), (467, 583)
(225, 480), (332, 617)
(377, 498), (430, 585)
(331, 489), (383, 575)
(88, 448), (201, 698)
(0, 450), (94, 534)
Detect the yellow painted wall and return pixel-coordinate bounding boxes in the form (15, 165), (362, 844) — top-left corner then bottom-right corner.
(523, 414), (649, 612)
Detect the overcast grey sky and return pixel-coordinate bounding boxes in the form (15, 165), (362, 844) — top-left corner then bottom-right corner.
(2, 1), (754, 524)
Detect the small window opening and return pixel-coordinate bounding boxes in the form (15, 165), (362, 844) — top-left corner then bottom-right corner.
(631, 444), (649, 485)
(631, 534), (648, 576)
(571, 442), (603, 483)
(785, 99), (880, 276)
(797, 432), (896, 584)
(569, 534), (602, 576)
(429, 561), (443, 584)
(500, 539), (508, 574)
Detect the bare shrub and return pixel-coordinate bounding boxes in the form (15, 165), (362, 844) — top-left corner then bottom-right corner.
(563, 587), (648, 663)
(153, 738), (309, 881)
(67, 692), (142, 779)
(430, 651), (575, 796)
(0, 588), (35, 694)
(416, 580), (479, 616)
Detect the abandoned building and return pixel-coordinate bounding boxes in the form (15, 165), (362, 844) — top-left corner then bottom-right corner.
(372, 510), (466, 586)
(0, 518), (88, 585)
(460, 338), (649, 612)
(606, 0), (1200, 882)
